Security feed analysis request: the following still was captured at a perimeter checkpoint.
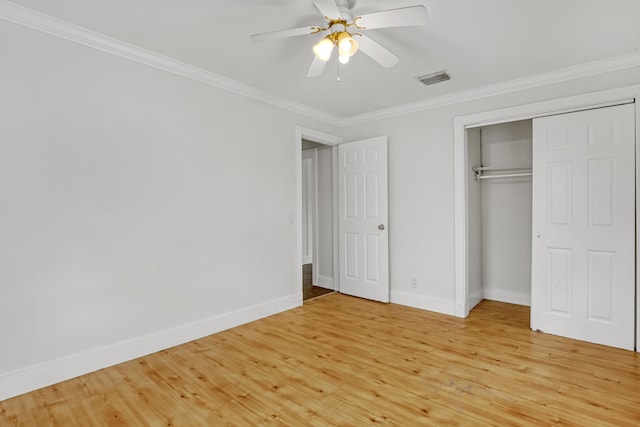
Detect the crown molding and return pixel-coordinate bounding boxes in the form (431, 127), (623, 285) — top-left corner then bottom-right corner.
(2, 1), (638, 130)
(339, 52), (640, 127)
(0, 0), (342, 127)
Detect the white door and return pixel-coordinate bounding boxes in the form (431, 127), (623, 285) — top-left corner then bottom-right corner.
(338, 136), (389, 302)
(531, 103), (635, 350)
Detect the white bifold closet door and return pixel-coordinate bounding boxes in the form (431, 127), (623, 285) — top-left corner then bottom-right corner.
(531, 103), (635, 350)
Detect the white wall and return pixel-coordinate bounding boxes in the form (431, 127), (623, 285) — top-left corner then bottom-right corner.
(0, 19), (338, 399)
(339, 67), (640, 315)
(479, 121), (533, 305)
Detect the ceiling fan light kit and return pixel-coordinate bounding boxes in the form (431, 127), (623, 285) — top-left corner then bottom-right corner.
(336, 31), (358, 57)
(251, 0), (429, 78)
(313, 36), (335, 61)
(312, 27), (359, 63)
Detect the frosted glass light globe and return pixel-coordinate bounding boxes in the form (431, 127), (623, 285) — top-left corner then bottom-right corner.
(313, 37), (334, 61)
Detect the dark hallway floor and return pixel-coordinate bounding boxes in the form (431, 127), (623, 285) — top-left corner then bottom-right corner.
(302, 264), (334, 301)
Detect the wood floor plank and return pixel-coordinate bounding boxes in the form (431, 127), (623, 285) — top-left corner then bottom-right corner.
(2, 295), (640, 425)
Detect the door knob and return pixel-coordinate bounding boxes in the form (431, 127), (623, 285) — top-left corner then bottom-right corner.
(378, 224), (385, 230)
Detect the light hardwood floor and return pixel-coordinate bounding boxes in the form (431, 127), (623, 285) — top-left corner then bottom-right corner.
(2, 294), (640, 426)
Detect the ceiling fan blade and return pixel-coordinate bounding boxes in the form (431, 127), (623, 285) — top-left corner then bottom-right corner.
(356, 34), (399, 68)
(313, 0), (342, 20)
(355, 5), (428, 30)
(306, 54), (331, 77)
(251, 26), (320, 42)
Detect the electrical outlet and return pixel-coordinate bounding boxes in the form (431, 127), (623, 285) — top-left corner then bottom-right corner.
(410, 276), (418, 288)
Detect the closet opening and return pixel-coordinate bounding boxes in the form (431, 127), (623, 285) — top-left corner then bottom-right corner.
(454, 86), (638, 350)
(466, 119), (533, 312)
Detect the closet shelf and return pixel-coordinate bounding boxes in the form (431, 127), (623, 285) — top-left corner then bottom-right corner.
(472, 164), (532, 181)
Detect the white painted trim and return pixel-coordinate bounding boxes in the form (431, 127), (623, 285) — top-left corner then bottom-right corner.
(342, 53), (640, 126)
(0, 293), (298, 401)
(2, 1), (639, 129)
(391, 291), (456, 316)
(458, 89), (636, 129)
(295, 127), (342, 304)
(317, 275), (335, 290)
(454, 120), (470, 317)
(454, 85), (639, 319)
(469, 289), (483, 311)
(483, 288), (531, 307)
(295, 129), (303, 304)
(331, 145), (340, 292)
(0, 0), (341, 127)
(636, 89), (640, 353)
(298, 128), (342, 146)
(310, 150), (319, 287)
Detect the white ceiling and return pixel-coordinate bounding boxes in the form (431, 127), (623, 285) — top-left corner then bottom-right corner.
(8, 0), (640, 118)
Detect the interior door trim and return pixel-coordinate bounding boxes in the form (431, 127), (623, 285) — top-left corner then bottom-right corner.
(453, 85), (640, 320)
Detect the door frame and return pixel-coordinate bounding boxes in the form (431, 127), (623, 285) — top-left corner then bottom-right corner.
(453, 86), (640, 334)
(295, 126), (342, 305)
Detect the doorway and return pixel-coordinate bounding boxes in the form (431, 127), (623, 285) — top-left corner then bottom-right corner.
(295, 126), (341, 304)
(295, 127), (391, 304)
(454, 87), (638, 350)
(454, 86), (638, 319)
(466, 120), (533, 310)
(302, 140), (335, 301)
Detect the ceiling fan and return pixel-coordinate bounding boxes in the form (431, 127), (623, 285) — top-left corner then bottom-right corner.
(250, 0), (428, 77)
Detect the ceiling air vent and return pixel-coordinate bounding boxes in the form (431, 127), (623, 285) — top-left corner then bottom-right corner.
(416, 70), (451, 86)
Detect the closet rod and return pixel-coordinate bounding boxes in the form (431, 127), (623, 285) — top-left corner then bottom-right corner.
(473, 165), (532, 172)
(477, 172), (532, 180)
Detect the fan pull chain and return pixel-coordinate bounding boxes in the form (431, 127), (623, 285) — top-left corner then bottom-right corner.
(337, 59), (341, 83)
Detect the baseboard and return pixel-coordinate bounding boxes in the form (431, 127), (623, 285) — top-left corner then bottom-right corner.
(0, 294), (299, 402)
(302, 257), (312, 265)
(469, 289), (484, 310)
(483, 288), (531, 306)
(316, 275), (334, 290)
(390, 291), (456, 316)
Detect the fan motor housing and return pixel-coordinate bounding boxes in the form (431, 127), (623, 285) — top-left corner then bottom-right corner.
(336, 0), (358, 9)
(335, 0), (357, 21)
